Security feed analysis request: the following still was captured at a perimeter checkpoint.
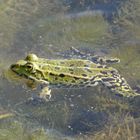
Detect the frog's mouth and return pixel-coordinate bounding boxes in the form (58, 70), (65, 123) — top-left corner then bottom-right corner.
(10, 64), (32, 80)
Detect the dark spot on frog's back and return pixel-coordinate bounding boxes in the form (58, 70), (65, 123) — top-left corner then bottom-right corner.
(97, 65), (104, 68)
(69, 68), (73, 71)
(71, 80), (76, 83)
(70, 64), (74, 67)
(74, 77), (80, 80)
(70, 72), (74, 75)
(59, 73), (65, 77)
(100, 71), (108, 74)
(84, 64), (89, 67)
(110, 70), (118, 74)
(50, 73), (55, 76)
(102, 77), (115, 82)
(106, 59), (119, 63)
(123, 86), (129, 90)
(82, 74), (87, 77)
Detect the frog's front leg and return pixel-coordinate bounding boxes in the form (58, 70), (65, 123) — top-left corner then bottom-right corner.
(58, 46), (89, 59)
(38, 86), (52, 101)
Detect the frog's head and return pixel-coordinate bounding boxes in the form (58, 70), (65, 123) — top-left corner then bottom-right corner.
(10, 54), (40, 80)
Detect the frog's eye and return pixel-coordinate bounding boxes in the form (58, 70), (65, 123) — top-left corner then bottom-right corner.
(25, 63), (33, 71)
(27, 65), (32, 69)
(25, 63), (36, 73)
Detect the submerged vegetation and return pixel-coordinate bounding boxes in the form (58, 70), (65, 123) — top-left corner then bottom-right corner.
(0, 120), (49, 140)
(115, 0), (140, 39)
(0, 114), (139, 140)
(31, 11), (109, 54)
(77, 115), (140, 140)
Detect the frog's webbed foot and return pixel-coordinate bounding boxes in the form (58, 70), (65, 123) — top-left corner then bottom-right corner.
(38, 87), (52, 101)
(26, 97), (46, 105)
(101, 72), (139, 97)
(26, 80), (37, 89)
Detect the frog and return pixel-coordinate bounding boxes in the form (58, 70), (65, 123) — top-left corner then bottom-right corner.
(10, 47), (140, 101)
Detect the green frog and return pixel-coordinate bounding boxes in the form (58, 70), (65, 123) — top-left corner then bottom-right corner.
(10, 47), (139, 100)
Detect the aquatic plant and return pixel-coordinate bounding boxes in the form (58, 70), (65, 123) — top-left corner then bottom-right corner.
(112, 0), (140, 41)
(76, 115), (140, 140)
(0, 120), (48, 140)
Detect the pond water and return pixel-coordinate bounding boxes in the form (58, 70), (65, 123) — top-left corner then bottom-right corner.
(0, 0), (140, 139)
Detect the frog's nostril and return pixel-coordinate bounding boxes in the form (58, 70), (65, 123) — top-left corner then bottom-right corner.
(10, 64), (19, 70)
(10, 64), (15, 69)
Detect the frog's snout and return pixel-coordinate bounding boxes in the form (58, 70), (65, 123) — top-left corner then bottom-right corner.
(10, 64), (15, 70)
(10, 64), (19, 72)
(10, 64), (15, 69)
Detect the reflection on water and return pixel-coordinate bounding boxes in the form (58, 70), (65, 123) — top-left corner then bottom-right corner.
(0, 0), (140, 139)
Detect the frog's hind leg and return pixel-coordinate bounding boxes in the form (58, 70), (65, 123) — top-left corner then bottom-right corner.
(101, 72), (139, 97)
(61, 47), (120, 64)
(58, 46), (91, 59)
(73, 47), (121, 64)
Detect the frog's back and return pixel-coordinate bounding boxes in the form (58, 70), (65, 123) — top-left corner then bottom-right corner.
(38, 58), (93, 67)
(38, 59), (107, 79)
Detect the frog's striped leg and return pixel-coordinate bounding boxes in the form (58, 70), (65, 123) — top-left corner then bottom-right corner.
(100, 72), (139, 97)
